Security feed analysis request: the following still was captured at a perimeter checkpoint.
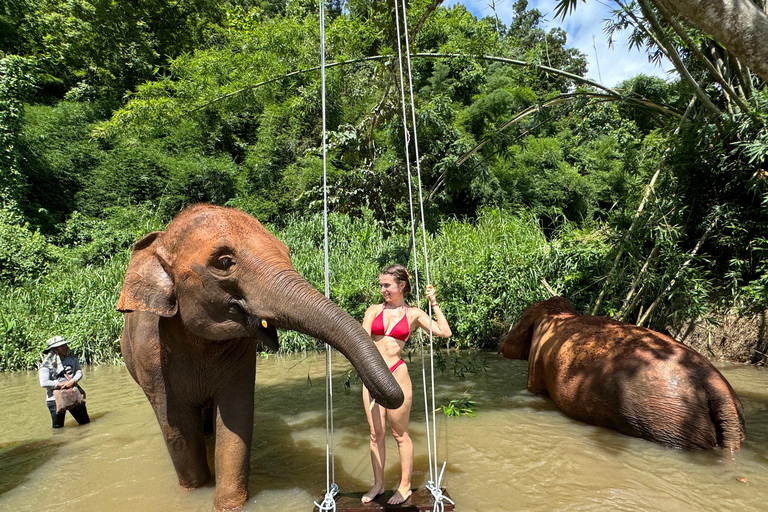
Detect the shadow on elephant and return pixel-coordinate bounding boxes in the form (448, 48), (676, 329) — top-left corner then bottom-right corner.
(500, 297), (746, 452)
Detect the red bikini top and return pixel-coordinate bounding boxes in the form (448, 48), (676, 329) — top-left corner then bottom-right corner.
(370, 305), (410, 342)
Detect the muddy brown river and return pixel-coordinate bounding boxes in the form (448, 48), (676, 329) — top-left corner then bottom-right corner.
(1, 351), (766, 511)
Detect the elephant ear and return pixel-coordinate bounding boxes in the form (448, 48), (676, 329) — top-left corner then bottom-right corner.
(499, 304), (538, 360)
(116, 232), (178, 317)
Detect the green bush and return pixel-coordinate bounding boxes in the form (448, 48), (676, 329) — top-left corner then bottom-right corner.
(0, 252), (127, 371)
(0, 207), (53, 285)
(18, 101), (108, 232)
(55, 209), (149, 265)
(430, 208), (552, 348)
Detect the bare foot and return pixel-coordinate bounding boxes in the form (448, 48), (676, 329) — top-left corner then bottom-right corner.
(387, 487), (412, 505)
(361, 484), (384, 503)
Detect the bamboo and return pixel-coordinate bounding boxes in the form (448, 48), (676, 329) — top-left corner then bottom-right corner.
(456, 91), (681, 167)
(650, 0), (751, 114)
(616, 244), (660, 321)
(590, 166), (661, 315)
(626, 281), (649, 323)
(590, 96), (696, 315)
(637, 213), (720, 326)
(541, 278), (557, 297)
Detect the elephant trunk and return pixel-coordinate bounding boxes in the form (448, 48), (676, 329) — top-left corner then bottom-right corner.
(259, 270), (404, 410)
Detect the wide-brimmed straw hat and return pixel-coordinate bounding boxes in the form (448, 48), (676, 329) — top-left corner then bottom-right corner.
(45, 335), (70, 352)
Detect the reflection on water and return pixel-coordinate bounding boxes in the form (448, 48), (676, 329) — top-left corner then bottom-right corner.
(1, 352), (767, 512)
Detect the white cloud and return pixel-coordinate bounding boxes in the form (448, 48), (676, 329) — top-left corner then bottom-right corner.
(444, 0), (673, 87)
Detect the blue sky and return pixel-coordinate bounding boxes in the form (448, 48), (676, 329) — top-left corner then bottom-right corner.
(444, 0), (673, 87)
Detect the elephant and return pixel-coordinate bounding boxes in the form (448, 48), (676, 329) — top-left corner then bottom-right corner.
(117, 204), (404, 511)
(499, 296), (745, 451)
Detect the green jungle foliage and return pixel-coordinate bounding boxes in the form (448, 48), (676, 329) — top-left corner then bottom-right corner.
(1, 0), (766, 370)
(0, 208), (605, 370)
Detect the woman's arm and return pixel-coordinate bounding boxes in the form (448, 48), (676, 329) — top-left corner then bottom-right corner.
(416, 285), (452, 338)
(59, 356), (83, 388)
(361, 305), (377, 336)
(39, 365), (58, 389)
(415, 306), (452, 338)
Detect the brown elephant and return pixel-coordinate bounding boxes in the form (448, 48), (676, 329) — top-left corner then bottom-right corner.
(499, 296), (745, 451)
(117, 204), (404, 511)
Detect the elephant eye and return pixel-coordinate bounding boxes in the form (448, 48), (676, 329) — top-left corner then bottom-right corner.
(212, 255), (236, 272)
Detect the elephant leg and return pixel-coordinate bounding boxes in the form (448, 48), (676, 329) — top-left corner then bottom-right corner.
(212, 378), (255, 510)
(202, 402), (215, 434)
(152, 398), (211, 489)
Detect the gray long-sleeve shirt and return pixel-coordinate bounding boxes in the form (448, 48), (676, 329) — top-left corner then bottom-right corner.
(39, 354), (83, 401)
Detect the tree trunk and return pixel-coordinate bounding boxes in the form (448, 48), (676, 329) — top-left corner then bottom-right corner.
(655, 0), (768, 82)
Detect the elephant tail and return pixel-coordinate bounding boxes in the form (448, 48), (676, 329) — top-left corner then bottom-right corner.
(706, 371), (746, 452)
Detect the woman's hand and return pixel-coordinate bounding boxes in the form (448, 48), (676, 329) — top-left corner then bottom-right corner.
(418, 284), (452, 337)
(425, 284), (438, 306)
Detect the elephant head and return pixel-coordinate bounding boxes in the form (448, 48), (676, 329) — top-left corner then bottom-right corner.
(117, 203), (404, 409)
(499, 296), (576, 360)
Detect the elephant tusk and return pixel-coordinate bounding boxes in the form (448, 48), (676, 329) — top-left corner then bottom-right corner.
(261, 319), (268, 328)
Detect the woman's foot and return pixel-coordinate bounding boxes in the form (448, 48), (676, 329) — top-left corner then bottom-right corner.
(361, 484), (384, 503)
(387, 486), (412, 505)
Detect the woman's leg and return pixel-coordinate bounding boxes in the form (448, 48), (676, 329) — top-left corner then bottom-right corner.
(362, 383), (387, 503)
(70, 403), (90, 424)
(386, 365), (413, 505)
(47, 401), (65, 428)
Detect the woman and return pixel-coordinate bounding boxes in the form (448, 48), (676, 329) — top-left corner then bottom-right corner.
(361, 264), (452, 505)
(39, 335), (90, 428)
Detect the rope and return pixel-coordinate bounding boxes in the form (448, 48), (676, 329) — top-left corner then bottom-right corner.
(394, 1), (448, 509)
(399, 1), (441, 486)
(426, 462), (456, 512)
(392, 0), (435, 486)
(314, 2), (337, 510)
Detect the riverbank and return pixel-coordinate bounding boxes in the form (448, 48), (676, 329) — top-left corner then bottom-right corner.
(674, 309), (768, 365)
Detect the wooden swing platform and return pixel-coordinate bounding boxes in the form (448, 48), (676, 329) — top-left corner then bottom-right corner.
(312, 488), (454, 512)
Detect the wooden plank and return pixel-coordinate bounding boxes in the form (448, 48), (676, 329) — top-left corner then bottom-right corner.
(312, 488), (454, 512)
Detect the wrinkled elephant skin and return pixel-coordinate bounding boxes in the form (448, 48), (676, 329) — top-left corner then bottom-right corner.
(500, 297), (745, 451)
(117, 204), (403, 510)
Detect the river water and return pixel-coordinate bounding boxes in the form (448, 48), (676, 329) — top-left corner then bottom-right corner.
(1, 351), (766, 512)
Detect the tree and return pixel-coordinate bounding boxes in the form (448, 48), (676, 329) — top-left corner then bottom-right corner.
(557, 0), (768, 82)
(654, 0), (768, 83)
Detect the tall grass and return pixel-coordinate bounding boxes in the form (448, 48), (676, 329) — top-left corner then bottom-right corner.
(1, 207), (608, 371)
(429, 208), (552, 347)
(271, 207), (606, 351)
(1, 253), (128, 371)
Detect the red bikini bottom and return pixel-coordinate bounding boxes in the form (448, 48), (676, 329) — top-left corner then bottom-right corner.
(389, 359), (405, 373)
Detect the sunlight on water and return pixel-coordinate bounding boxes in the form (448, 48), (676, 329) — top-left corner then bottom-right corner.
(1, 352), (766, 512)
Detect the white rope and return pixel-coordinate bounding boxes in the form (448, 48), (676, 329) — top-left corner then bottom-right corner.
(392, 0), (433, 482)
(426, 462), (455, 512)
(315, 2), (337, 510)
(394, 1), (448, 508)
(398, 0), (441, 487)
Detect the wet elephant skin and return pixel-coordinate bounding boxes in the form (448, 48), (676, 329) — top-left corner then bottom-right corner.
(500, 297), (745, 451)
(117, 204), (403, 510)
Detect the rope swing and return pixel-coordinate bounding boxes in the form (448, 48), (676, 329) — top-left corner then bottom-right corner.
(313, 1), (338, 510)
(392, 0), (453, 509)
(314, 1), (453, 510)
